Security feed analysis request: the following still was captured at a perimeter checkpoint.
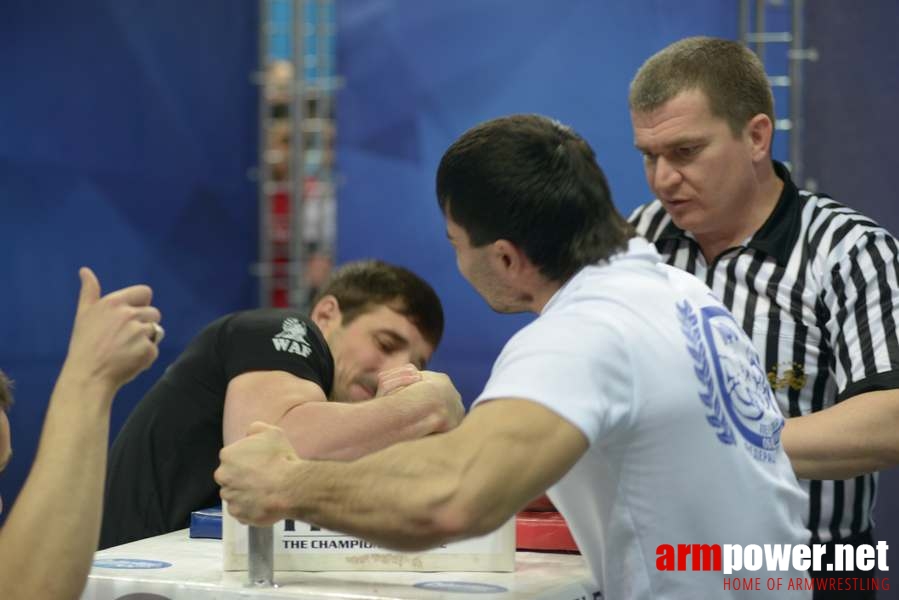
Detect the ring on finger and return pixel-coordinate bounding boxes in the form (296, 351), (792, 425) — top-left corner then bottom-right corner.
(150, 322), (165, 344)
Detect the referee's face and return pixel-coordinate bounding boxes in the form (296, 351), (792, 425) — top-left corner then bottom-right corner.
(632, 89), (762, 244)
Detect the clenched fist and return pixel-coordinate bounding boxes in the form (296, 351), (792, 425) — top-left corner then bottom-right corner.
(216, 422), (300, 526)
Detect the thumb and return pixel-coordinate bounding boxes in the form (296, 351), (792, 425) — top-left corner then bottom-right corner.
(77, 267), (101, 313)
(247, 421), (280, 437)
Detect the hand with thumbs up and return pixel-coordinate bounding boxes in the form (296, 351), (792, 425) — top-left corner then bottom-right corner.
(0, 268), (164, 600)
(60, 267), (163, 394)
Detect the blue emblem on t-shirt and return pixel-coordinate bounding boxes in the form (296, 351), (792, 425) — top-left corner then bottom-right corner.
(677, 300), (784, 462)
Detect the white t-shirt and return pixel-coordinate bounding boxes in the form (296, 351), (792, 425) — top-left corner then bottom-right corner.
(474, 238), (810, 598)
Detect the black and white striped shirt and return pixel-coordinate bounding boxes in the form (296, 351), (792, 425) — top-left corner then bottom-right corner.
(630, 161), (899, 544)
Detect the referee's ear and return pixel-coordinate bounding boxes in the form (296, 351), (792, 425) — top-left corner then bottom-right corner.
(746, 113), (774, 163)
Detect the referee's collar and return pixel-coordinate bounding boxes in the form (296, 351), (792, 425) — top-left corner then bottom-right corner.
(656, 161), (802, 267)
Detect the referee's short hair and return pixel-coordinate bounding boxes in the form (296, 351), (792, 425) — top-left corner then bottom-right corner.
(629, 36), (775, 137)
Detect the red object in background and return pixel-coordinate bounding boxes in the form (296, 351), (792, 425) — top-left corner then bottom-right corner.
(269, 191), (291, 307)
(270, 287), (288, 307)
(523, 494), (556, 512)
(516, 511), (579, 552)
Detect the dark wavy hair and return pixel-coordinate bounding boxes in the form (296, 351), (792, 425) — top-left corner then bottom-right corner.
(313, 260), (444, 349)
(437, 114), (633, 282)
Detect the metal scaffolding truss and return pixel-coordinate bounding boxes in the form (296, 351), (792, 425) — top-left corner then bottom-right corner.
(739, 0), (818, 186)
(257, 0), (338, 310)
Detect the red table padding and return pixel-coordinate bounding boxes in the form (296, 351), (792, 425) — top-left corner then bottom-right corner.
(516, 511), (579, 552)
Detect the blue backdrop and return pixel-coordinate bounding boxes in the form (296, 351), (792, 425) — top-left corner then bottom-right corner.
(333, 0), (898, 555)
(335, 0), (738, 405)
(0, 0), (259, 524)
(0, 0), (896, 554)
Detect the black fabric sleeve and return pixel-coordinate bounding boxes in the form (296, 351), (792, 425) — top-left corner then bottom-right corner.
(837, 370), (899, 403)
(216, 309), (334, 394)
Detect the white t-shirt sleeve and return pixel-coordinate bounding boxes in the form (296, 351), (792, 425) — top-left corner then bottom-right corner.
(472, 312), (634, 445)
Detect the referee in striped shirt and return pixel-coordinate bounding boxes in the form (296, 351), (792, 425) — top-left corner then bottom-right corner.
(628, 37), (899, 598)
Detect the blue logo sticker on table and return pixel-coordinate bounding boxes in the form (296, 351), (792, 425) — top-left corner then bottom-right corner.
(93, 558), (172, 569)
(414, 581), (508, 593)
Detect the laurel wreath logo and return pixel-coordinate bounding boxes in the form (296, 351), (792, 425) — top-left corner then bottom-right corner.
(676, 300), (735, 445)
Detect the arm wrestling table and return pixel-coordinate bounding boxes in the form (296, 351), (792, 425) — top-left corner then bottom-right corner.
(81, 530), (599, 600)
